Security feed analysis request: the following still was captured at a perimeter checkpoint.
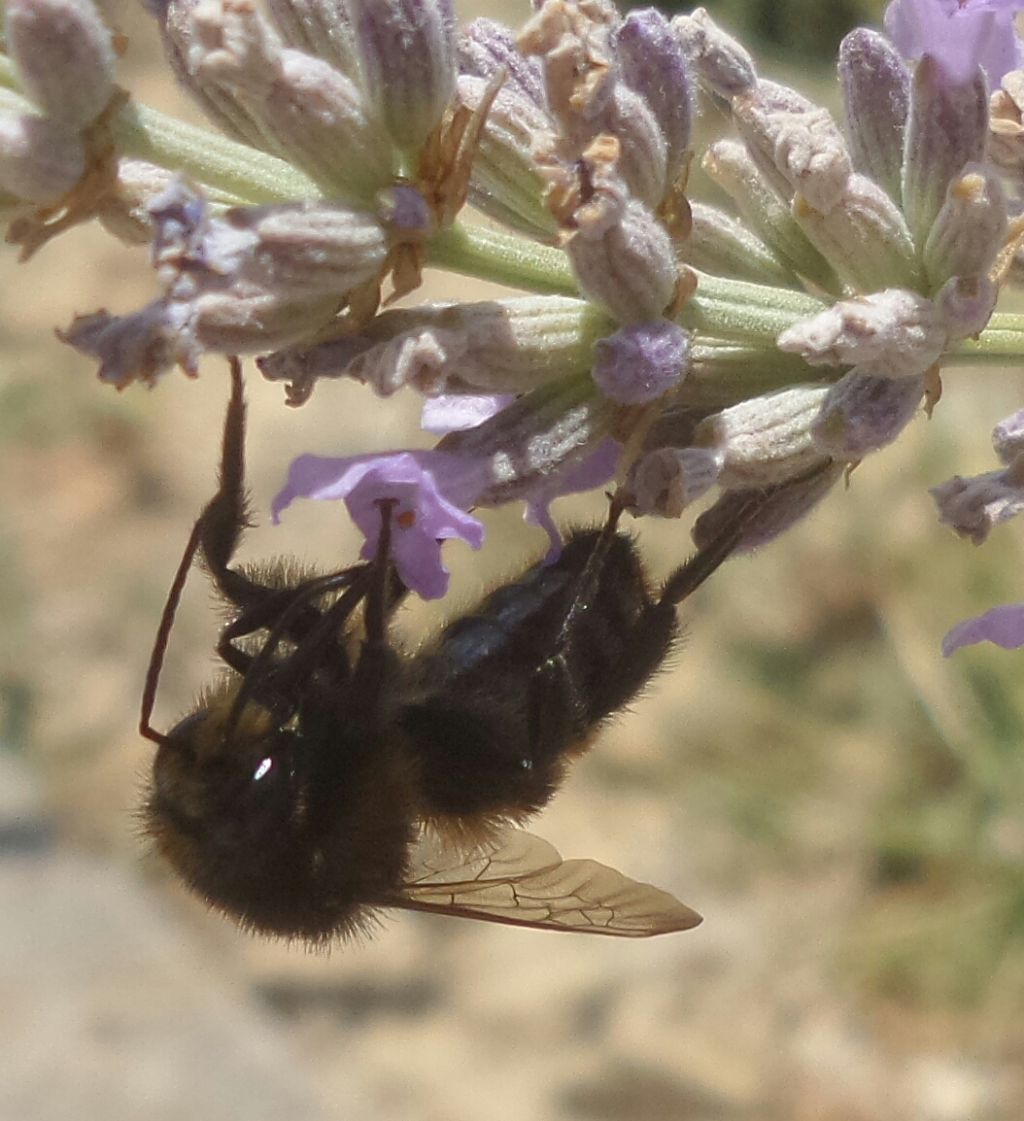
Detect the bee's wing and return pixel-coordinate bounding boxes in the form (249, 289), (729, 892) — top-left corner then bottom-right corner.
(394, 826), (702, 937)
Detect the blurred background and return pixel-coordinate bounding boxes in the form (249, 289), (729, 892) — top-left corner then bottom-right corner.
(2, 1), (1023, 1118)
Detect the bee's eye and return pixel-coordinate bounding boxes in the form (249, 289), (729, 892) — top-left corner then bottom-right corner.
(252, 756), (275, 783)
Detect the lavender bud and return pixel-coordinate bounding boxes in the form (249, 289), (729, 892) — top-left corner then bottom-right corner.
(811, 371), (924, 458)
(439, 374), (617, 508)
(672, 8), (756, 99)
(703, 139), (837, 292)
(732, 80), (853, 215)
(692, 462), (843, 553)
(615, 9), (694, 184)
(209, 202), (390, 298)
(989, 71), (1024, 177)
(190, 0), (393, 202)
(264, 296), (611, 397)
(902, 57), (989, 251)
(190, 288), (344, 358)
(792, 174), (919, 294)
(591, 321), (690, 405)
(838, 29), (910, 203)
(265, 0), (360, 79)
(349, 0), (456, 155)
(150, 0), (272, 148)
(0, 110), (84, 204)
(694, 386), (830, 488)
(567, 197), (679, 324)
(685, 202), (794, 286)
(5, 0), (116, 129)
(936, 275), (998, 341)
(457, 75), (557, 242)
(778, 289), (946, 379)
(605, 83), (669, 209)
(628, 446), (720, 517)
(931, 460), (1024, 545)
(923, 163), (1008, 288)
(993, 410), (1024, 465)
(459, 18), (547, 108)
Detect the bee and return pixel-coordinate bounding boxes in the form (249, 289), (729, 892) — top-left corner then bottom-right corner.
(139, 360), (761, 942)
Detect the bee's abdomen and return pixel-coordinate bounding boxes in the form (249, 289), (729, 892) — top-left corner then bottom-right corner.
(401, 532), (677, 821)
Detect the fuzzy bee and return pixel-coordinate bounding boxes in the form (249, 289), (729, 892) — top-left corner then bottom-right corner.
(140, 360), (762, 942)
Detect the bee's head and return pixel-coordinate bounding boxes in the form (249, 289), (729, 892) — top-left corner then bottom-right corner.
(142, 681), (415, 942)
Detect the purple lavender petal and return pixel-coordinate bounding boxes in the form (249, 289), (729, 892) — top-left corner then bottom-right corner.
(942, 602), (1024, 655)
(271, 449), (484, 599)
(884, 0), (1024, 84)
(524, 438), (620, 560)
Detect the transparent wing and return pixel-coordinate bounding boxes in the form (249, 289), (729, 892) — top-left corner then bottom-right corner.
(394, 826), (702, 937)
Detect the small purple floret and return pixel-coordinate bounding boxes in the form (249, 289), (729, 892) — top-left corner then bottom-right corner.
(591, 321), (689, 405)
(524, 438), (620, 562)
(942, 602), (1024, 655)
(272, 450), (484, 600)
(884, 0), (1024, 83)
(379, 184), (433, 236)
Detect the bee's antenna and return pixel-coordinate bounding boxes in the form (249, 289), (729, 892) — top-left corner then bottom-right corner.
(140, 517), (204, 747)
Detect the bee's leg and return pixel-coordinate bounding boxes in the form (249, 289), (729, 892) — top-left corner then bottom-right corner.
(363, 499), (398, 650)
(524, 494), (630, 762)
(552, 491), (628, 651)
(220, 566), (377, 738)
(217, 565), (369, 677)
(348, 501), (401, 718)
(199, 358), (322, 622)
(141, 356), (263, 745)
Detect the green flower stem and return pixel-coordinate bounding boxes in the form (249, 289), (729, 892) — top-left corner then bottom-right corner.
(946, 315), (1024, 367)
(684, 273), (825, 342)
(684, 343), (823, 406)
(426, 224), (578, 295)
(116, 102), (318, 203)
(0, 56), (317, 202)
